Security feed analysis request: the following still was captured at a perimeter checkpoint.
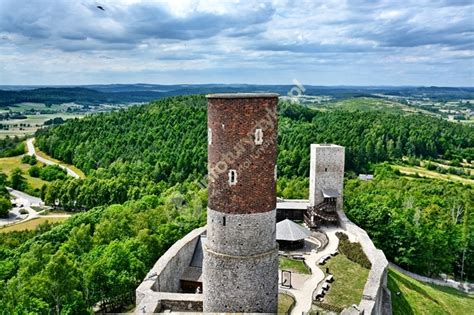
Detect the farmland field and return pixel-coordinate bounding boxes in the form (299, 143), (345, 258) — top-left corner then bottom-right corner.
(0, 113), (84, 138)
(392, 164), (474, 185)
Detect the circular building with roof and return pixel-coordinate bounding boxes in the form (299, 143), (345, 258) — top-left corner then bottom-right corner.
(276, 219), (311, 250)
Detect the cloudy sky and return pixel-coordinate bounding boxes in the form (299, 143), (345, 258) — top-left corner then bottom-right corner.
(0, 0), (472, 86)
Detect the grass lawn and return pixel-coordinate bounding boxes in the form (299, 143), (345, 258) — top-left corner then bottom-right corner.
(0, 216), (69, 233)
(393, 164), (474, 185)
(320, 253), (369, 310)
(0, 155), (49, 189)
(278, 293), (295, 314)
(279, 257), (311, 274)
(33, 143), (86, 178)
(388, 268), (474, 315)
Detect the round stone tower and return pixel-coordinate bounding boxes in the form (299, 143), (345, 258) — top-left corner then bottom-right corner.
(203, 93), (279, 313)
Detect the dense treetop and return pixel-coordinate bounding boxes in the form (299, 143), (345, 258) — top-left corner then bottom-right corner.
(37, 95), (473, 179)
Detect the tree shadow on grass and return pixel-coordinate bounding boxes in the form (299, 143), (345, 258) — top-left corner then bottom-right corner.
(388, 270), (415, 315)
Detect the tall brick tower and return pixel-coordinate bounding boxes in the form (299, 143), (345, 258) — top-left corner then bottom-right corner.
(203, 93), (279, 313)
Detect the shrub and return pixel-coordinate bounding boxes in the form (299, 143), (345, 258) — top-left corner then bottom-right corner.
(29, 166), (40, 177)
(21, 155), (30, 164)
(38, 165), (67, 181)
(425, 162), (436, 171)
(447, 167), (460, 175)
(407, 157), (420, 166)
(0, 196), (12, 217)
(28, 155), (37, 165)
(336, 232), (371, 269)
(451, 159), (461, 167)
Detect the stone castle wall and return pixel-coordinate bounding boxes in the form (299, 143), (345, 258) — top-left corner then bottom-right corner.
(135, 227), (206, 314)
(338, 210), (391, 315)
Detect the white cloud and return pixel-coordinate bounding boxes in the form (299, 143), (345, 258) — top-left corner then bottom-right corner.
(0, 0), (472, 85)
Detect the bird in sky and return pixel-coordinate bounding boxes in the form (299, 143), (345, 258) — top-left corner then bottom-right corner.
(97, 5), (105, 11)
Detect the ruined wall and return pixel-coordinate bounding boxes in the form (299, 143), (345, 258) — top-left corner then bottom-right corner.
(338, 210), (392, 315)
(135, 227), (206, 314)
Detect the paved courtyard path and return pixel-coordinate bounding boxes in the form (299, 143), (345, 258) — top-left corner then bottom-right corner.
(280, 227), (345, 315)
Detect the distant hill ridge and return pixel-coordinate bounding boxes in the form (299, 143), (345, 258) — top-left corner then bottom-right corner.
(1, 84), (473, 107)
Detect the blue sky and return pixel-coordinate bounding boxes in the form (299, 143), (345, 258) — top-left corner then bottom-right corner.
(0, 0), (472, 86)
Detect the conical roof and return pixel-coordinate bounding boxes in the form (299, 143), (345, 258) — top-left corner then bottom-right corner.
(276, 219), (311, 241)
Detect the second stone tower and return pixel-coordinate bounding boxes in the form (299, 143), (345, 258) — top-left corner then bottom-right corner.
(203, 93), (279, 313)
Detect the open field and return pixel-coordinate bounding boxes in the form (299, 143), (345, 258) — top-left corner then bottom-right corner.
(392, 164), (474, 185)
(0, 216), (69, 233)
(0, 113), (85, 138)
(324, 97), (435, 116)
(279, 257), (311, 274)
(0, 155), (49, 189)
(388, 268), (474, 315)
(316, 253), (369, 310)
(33, 143), (86, 178)
(5, 102), (78, 113)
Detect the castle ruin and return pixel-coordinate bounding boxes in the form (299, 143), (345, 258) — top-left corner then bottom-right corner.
(135, 93), (390, 315)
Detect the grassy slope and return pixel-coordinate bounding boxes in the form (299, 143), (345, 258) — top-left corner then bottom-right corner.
(322, 254), (369, 309)
(278, 293), (295, 314)
(388, 268), (474, 315)
(279, 257), (311, 274)
(0, 216), (68, 233)
(0, 155), (48, 189)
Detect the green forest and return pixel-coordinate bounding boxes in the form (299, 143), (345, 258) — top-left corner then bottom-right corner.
(0, 95), (472, 313)
(345, 164), (473, 279)
(0, 185), (206, 314)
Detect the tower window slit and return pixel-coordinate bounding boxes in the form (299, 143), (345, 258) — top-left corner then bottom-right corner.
(228, 169), (237, 185)
(255, 128), (263, 145)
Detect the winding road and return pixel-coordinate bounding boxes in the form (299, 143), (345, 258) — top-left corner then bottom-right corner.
(26, 138), (80, 179)
(1, 139), (78, 228)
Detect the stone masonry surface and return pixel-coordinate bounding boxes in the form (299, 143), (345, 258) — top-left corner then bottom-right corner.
(206, 207), (276, 256)
(309, 144), (345, 210)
